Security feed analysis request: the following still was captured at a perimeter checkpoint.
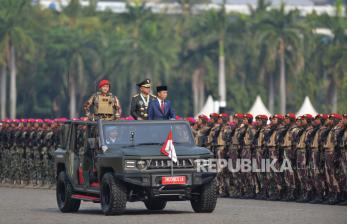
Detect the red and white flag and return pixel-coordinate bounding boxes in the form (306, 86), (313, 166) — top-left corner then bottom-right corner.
(160, 130), (177, 163)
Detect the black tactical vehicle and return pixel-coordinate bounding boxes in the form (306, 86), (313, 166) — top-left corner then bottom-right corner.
(55, 120), (217, 215)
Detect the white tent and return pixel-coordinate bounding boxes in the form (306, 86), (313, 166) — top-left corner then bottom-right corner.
(248, 95), (272, 116)
(195, 95), (219, 118)
(296, 96), (318, 116)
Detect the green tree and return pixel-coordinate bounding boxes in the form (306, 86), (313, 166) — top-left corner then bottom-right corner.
(0, 0), (35, 118)
(255, 4), (306, 113)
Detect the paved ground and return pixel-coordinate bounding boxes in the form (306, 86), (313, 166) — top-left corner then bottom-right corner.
(0, 186), (346, 224)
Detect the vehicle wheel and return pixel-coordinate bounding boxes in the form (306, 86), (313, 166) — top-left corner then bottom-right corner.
(144, 198), (167, 211)
(190, 179), (217, 213)
(100, 172), (127, 215)
(56, 171), (81, 213)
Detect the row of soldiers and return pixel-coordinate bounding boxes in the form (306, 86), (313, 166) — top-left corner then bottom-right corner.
(0, 118), (67, 188)
(190, 112), (347, 205)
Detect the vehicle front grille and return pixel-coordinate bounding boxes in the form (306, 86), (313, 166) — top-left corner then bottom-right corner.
(148, 158), (194, 169)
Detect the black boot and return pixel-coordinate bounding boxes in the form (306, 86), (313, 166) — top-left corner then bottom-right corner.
(269, 192), (280, 201)
(310, 194), (323, 204)
(296, 191), (310, 203)
(328, 193), (339, 205)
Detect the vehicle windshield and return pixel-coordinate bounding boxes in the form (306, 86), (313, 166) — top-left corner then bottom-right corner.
(102, 122), (194, 147)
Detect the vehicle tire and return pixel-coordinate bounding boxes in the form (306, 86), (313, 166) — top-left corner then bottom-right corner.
(144, 198), (167, 211)
(56, 171), (81, 213)
(100, 172), (127, 215)
(190, 179), (217, 213)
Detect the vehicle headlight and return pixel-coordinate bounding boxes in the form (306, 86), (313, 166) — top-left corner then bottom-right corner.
(125, 160), (136, 169)
(136, 160), (148, 170)
(124, 160), (148, 170)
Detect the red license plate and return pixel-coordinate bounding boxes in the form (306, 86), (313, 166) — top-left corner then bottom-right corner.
(162, 176), (187, 185)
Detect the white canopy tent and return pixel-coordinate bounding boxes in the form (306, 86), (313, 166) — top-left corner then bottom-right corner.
(195, 95), (220, 118)
(296, 96), (318, 117)
(248, 95), (272, 116)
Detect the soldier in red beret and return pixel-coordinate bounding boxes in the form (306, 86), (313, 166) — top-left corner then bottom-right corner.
(83, 79), (121, 121)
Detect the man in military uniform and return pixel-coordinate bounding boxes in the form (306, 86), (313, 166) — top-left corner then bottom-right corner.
(322, 114), (342, 204)
(264, 114), (284, 200)
(228, 113), (244, 198)
(195, 115), (211, 147)
(307, 114), (328, 203)
(130, 79), (156, 120)
(276, 113), (297, 201)
(252, 115), (268, 200)
(207, 113), (221, 157)
(239, 113), (256, 199)
(83, 79), (122, 121)
(215, 113), (229, 196)
(295, 114), (313, 202)
(336, 113), (347, 204)
(0, 119), (10, 184)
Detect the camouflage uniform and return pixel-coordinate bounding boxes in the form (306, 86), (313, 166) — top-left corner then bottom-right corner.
(253, 125), (267, 199)
(278, 124), (297, 201)
(307, 124), (326, 203)
(336, 122), (347, 204)
(83, 92), (121, 121)
(239, 122), (255, 198)
(264, 124), (281, 200)
(295, 124), (310, 202)
(229, 122), (243, 198)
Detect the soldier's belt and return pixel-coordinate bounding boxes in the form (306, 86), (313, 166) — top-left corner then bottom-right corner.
(282, 146), (292, 151)
(243, 145), (252, 150)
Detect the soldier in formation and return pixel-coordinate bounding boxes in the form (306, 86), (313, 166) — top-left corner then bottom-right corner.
(194, 112), (347, 205)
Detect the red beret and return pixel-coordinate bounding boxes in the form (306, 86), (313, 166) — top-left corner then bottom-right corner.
(125, 116), (135, 121)
(210, 113), (219, 118)
(198, 115), (209, 122)
(186, 117), (196, 124)
(273, 114), (285, 120)
(315, 114), (328, 120)
(71, 118), (80, 121)
(35, 119), (43, 123)
(219, 113), (229, 118)
(244, 113), (253, 119)
(303, 114), (314, 120)
(234, 113), (244, 119)
(285, 113), (296, 120)
(329, 113), (342, 120)
(255, 114), (268, 120)
(98, 79), (110, 89)
(175, 115), (183, 120)
(20, 119), (28, 123)
(44, 119), (54, 124)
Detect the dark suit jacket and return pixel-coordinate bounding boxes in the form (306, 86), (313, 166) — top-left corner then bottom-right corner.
(148, 99), (176, 120)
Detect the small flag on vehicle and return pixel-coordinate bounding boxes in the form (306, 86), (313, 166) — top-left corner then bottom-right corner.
(160, 130), (177, 163)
